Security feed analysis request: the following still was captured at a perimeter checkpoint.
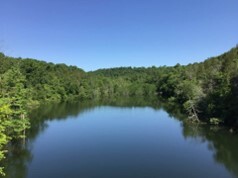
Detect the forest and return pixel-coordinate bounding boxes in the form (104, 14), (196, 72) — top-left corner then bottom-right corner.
(0, 46), (238, 175)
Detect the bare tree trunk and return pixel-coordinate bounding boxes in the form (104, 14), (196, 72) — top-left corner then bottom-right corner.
(188, 99), (200, 122)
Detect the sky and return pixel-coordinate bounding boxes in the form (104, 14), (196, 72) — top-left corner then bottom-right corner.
(1, 0), (238, 71)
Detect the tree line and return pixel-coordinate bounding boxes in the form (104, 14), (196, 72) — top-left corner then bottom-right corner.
(0, 46), (238, 175)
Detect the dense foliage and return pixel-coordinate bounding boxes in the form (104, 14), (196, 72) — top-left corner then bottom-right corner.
(0, 46), (238, 175)
(155, 47), (238, 127)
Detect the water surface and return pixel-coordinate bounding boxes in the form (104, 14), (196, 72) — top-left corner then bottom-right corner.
(2, 100), (238, 178)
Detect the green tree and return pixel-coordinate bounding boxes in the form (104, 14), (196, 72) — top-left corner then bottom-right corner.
(176, 80), (204, 122)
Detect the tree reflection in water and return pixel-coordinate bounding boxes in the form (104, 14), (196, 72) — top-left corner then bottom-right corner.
(1, 97), (238, 178)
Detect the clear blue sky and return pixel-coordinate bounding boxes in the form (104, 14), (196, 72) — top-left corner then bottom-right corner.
(1, 0), (238, 71)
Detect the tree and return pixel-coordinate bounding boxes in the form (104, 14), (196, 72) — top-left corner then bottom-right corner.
(0, 68), (30, 175)
(176, 80), (204, 122)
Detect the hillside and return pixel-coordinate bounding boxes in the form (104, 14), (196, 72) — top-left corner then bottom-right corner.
(0, 47), (238, 124)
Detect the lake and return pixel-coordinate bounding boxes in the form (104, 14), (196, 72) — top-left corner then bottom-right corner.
(2, 99), (238, 178)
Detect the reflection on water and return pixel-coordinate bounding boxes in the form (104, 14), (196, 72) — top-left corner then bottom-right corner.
(183, 123), (238, 177)
(1, 97), (238, 178)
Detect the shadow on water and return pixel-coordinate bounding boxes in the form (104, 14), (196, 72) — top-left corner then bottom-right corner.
(1, 97), (238, 178)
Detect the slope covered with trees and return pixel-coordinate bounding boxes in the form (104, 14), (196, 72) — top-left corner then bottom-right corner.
(0, 46), (238, 175)
(155, 47), (238, 127)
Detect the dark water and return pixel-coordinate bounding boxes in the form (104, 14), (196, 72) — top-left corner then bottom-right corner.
(2, 99), (238, 178)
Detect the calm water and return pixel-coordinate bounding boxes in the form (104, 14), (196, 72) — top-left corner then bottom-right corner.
(2, 99), (238, 178)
